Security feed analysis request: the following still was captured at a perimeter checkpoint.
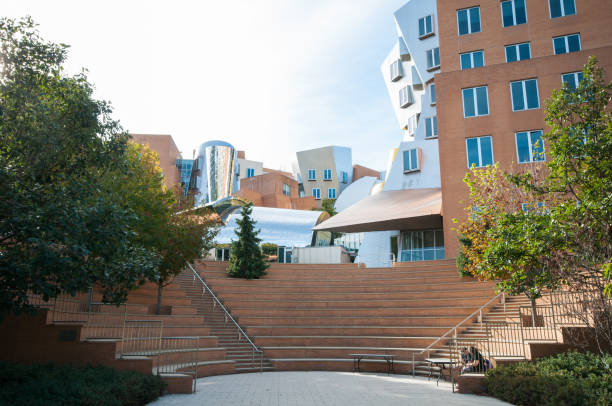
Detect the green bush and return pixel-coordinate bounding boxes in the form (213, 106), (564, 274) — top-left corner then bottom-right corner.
(0, 362), (166, 406)
(486, 352), (612, 406)
(261, 243), (278, 256)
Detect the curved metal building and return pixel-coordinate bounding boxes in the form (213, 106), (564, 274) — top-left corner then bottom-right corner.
(192, 140), (239, 205)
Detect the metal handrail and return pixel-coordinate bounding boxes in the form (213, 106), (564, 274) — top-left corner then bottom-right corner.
(420, 291), (506, 355)
(187, 263), (263, 355)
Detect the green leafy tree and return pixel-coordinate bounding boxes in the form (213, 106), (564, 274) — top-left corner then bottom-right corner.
(314, 199), (337, 217)
(227, 204), (268, 279)
(0, 17), (161, 315)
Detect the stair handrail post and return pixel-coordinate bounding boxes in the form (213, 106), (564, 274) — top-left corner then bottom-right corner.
(186, 263), (264, 358)
(412, 352), (415, 377)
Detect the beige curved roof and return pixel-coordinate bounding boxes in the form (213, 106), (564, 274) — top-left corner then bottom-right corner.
(313, 188), (442, 233)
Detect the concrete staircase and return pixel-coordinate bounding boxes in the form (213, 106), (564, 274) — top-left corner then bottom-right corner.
(193, 259), (507, 375)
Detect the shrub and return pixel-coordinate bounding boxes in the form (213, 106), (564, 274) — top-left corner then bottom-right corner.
(486, 352), (612, 406)
(0, 362), (166, 406)
(261, 243), (278, 256)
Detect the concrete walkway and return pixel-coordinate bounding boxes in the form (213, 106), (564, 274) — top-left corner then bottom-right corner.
(148, 371), (511, 406)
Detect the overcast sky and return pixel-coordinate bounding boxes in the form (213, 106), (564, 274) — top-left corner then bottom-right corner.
(4, 0), (407, 172)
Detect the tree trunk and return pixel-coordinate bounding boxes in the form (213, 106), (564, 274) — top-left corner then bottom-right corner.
(156, 280), (163, 315)
(530, 296), (538, 328)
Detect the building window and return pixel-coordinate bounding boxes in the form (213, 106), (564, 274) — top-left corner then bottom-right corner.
(400, 229), (445, 261)
(403, 148), (419, 172)
(406, 114), (418, 136)
(466, 136), (494, 168)
(562, 71), (584, 91)
(553, 34), (581, 54)
(425, 116), (438, 138)
(312, 188), (321, 200)
(457, 7), (481, 36)
(426, 47), (440, 70)
(511, 79), (540, 111)
(399, 85), (414, 108)
(307, 169), (316, 181)
(501, 0), (527, 27)
(323, 169), (332, 180)
(460, 50), (484, 69)
(246, 168), (255, 178)
(390, 59), (402, 81)
(430, 83), (436, 105)
(282, 183), (291, 196)
(462, 86), (489, 117)
(549, 0), (576, 18)
(418, 15), (435, 38)
(505, 42), (531, 62)
(327, 188), (337, 199)
(341, 171), (349, 184)
(516, 130), (545, 163)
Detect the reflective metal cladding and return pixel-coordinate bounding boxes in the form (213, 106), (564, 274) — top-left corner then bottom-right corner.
(194, 140), (238, 205)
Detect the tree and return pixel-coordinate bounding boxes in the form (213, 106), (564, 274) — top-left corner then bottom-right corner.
(0, 17), (160, 315)
(227, 204), (268, 279)
(314, 199), (337, 217)
(456, 58), (612, 350)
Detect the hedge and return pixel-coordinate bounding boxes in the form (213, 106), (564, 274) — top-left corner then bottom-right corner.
(485, 352), (612, 406)
(0, 362), (166, 406)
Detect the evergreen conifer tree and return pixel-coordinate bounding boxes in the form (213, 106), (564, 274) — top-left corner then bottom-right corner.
(227, 204), (269, 279)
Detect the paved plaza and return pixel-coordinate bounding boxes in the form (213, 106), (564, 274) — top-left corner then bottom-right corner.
(149, 371), (511, 406)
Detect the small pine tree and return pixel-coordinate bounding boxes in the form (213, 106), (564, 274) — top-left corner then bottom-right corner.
(227, 204), (269, 279)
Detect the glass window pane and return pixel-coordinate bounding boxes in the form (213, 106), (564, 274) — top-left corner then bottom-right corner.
(502, 1), (514, 27)
(463, 88), (475, 117)
(435, 230), (444, 247)
(467, 138), (480, 167)
(473, 51), (484, 67)
(403, 150), (410, 171)
(457, 10), (468, 35)
(419, 18), (425, 36)
(469, 7), (481, 33)
(460, 53), (472, 69)
(562, 73), (577, 90)
(476, 87), (489, 115)
(563, 0), (576, 15)
(427, 50), (433, 68)
(410, 149), (418, 170)
(516, 132), (530, 162)
(515, 0), (527, 24)
(424, 230), (435, 248)
(525, 79), (539, 109)
(511, 81), (525, 110)
(425, 118), (432, 138)
(568, 34), (580, 52)
(550, 0), (562, 18)
(519, 43), (531, 59)
(480, 137), (493, 166)
(554, 37), (566, 54)
(412, 232), (424, 249)
(577, 72), (584, 83)
(434, 48), (440, 66)
(506, 45), (518, 62)
(531, 131), (545, 161)
(426, 15), (433, 33)
(433, 117), (438, 136)
(431, 84), (436, 103)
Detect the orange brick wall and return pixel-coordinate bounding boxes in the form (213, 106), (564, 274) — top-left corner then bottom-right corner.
(130, 134), (182, 192)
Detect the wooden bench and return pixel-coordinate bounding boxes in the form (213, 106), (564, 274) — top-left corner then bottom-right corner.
(350, 354), (395, 374)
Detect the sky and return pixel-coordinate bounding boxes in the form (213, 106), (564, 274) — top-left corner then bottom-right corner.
(4, 0), (408, 172)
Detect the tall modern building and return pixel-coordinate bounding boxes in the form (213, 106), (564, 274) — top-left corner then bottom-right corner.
(316, 0), (612, 266)
(296, 146), (353, 208)
(192, 140), (239, 206)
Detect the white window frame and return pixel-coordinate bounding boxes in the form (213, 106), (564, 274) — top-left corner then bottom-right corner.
(561, 71), (583, 91)
(425, 116), (438, 139)
(403, 148), (420, 173)
(457, 6), (481, 36)
(505, 42), (531, 62)
(312, 188), (321, 200)
(426, 47), (440, 70)
(549, 0), (576, 18)
(553, 34), (581, 54)
(515, 130), (545, 163)
(405, 114), (418, 136)
(510, 79), (540, 112)
(462, 86), (490, 118)
(307, 169), (316, 181)
(418, 14), (435, 38)
(399, 85), (414, 108)
(465, 136), (494, 168)
(430, 83), (436, 105)
(323, 169), (332, 181)
(460, 50), (485, 70)
(340, 171), (348, 184)
(390, 59), (402, 82)
(327, 188), (337, 199)
(501, 0), (527, 27)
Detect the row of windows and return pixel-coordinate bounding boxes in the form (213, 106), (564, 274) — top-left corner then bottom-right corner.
(311, 188), (336, 200)
(462, 72), (582, 118)
(457, 0), (576, 36)
(307, 169), (350, 183)
(460, 34), (581, 71)
(466, 131), (545, 169)
(246, 168), (255, 178)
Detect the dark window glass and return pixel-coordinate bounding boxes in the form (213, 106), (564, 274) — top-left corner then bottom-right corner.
(554, 37), (566, 54)
(473, 51), (484, 68)
(567, 34), (580, 52)
(511, 81), (525, 110)
(457, 9), (468, 35)
(516, 132), (530, 162)
(463, 88), (475, 117)
(519, 43), (531, 59)
(480, 137), (493, 166)
(476, 87), (489, 115)
(469, 7), (481, 32)
(467, 138), (479, 167)
(506, 45), (518, 62)
(525, 79), (539, 109)
(502, 1), (515, 27)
